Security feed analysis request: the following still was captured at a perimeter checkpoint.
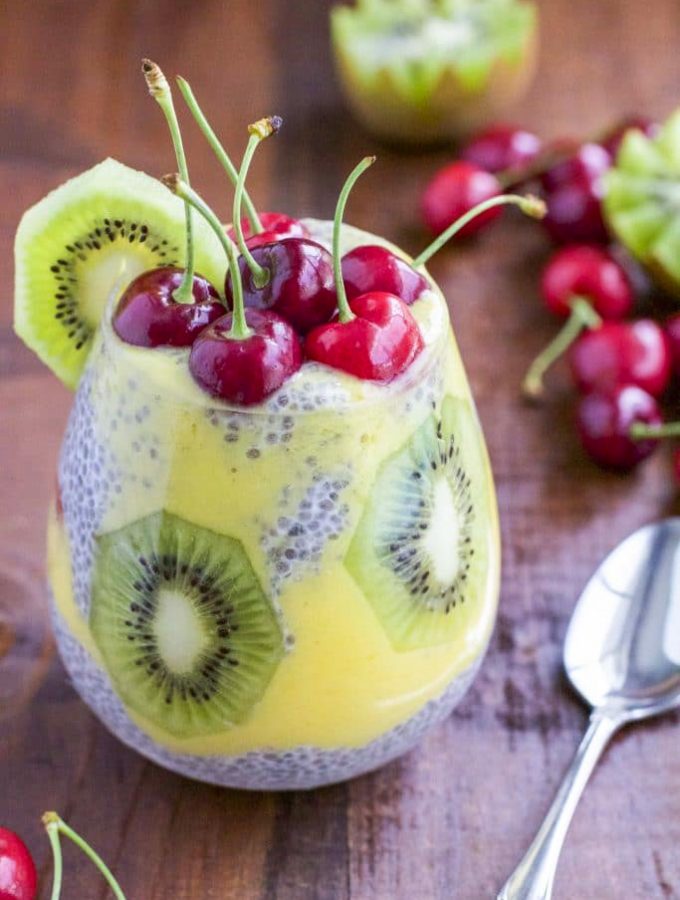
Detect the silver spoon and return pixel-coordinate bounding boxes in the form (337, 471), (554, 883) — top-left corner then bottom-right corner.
(497, 519), (680, 900)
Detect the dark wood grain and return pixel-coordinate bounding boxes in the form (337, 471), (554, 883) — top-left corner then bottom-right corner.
(2, 1), (680, 898)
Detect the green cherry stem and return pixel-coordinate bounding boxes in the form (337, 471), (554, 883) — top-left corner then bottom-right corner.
(522, 297), (602, 401)
(176, 76), (262, 233)
(43, 812), (127, 900)
(162, 174), (252, 340)
(412, 193), (546, 269)
(631, 421), (680, 440)
(333, 156), (376, 323)
(143, 60), (195, 304)
(233, 117), (282, 289)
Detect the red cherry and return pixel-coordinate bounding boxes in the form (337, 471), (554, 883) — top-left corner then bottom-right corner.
(225, 238), (336, 334)
(421, 161), (502, 237)
(227, 212), (309, 249)
(541, 245), (633, 319)
(0, 828), (37, 900)
(576, 385), (661, 471)
(599, 116), (659, 160)
(461, 124), (543, 176)
(305, 292), (423, 383)
(113, 267), (223, 347)
(540, 143), (611, 244)
(341, 245), (428, 305)
(664, 313), (680, 377)
(189, 309), (302, 405)
(569, 319), (671, 398)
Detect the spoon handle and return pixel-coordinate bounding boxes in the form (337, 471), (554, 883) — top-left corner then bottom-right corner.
(497, 710), (622, 900)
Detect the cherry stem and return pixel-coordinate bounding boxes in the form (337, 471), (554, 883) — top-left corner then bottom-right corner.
(631, 421), (680, 440)
(162, 175), (252, 340)
(333, 156), (376, 323)
(497, 146), (572, 191)
(522, 297), (602, 401)
(413, 193), (546, 268)
(176, 76), (262, 233)
(497, 120), (632, 191)
(143, 60), (195, 304)
(43, 811), (127, 900)
(233, 117), (282, 288)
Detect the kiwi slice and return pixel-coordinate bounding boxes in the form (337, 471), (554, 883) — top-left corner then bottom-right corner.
(604, 110), (680, 297)
(331, 0), (537, 144)
(346, 395), (490, 651)
(14, 158), (226, 388)
(90, 511), (284, 738)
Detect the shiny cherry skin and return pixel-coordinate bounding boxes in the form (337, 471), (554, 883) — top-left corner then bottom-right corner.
(189, 309), (302, 405)
(225, 238), (336, 334)
(421, 161), (502, 237)
(664, 313), (680, 377)
(461, 124), (543, 175)
(305, 292), (424, 383)
(540, 143), (611, 244)
(541, 245), (633, 319)
(576, 384), (661, 471)
(568, 319), (671, 398)
(341, 245), (428, 305)
(599, 115), (659, 160)
(227, 212), (309, 249)
(113, 267), (223, 347)
(0, 828), (37, 900)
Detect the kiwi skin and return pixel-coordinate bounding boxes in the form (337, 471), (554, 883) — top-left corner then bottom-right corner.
(90, 510), (285, 739)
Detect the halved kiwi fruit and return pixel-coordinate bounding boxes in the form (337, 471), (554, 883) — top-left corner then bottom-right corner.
(14, 158), (226, 388)
(331, 0), (537, 145)
(90, 511), (285, 739)
(604, 109), (680, 297)
(346, 395), (489, 651)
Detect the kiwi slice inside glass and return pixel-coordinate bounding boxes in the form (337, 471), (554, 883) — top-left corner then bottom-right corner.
(14, 158), (226, 388)
(331, 0), (537, 144)
(604, 110), (680, 297)
(346, 395), (490, 652)
(90, 511), (285, 739)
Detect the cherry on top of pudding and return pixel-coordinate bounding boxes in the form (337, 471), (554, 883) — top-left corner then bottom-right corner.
(113, 266), (223, 347)
(227, 211), (310, 248)
(189, 307), (303, 406)
(224, 237), (337, 334)
(341, 244), (429, 305)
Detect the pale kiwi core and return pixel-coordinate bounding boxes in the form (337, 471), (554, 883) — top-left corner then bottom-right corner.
(47, 219), (500, 758)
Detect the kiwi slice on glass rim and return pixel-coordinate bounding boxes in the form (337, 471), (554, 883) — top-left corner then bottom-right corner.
(604, 109), (680, 297)
(90, 511), (285, 739)
(346, 395), (491, 651)
(13, 158), (226, 388)
(331, 0), (537, 145)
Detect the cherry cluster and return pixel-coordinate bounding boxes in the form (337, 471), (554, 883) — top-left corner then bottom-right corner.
(114, 198), (426, 405)
(421, 118), (680, 474)
(421, 117), (657, 244)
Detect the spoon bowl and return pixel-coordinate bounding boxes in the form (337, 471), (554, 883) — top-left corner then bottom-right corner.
(565, 519), (680, 718)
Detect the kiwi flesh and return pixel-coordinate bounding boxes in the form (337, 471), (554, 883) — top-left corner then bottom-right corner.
(14, 158), (226, 389)
(604, 110), (680, 298)
(331, 0), (537, 144)
(346, 395), (489, 651)
(90, 511), (285, 739)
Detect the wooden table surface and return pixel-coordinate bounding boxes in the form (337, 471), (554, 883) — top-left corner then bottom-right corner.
(2, 1), (680, 897)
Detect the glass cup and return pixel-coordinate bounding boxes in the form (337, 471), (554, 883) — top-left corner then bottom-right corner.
(47, 221), (499, 790)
